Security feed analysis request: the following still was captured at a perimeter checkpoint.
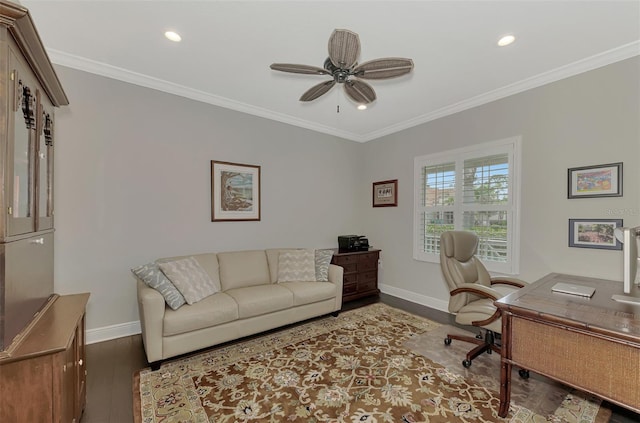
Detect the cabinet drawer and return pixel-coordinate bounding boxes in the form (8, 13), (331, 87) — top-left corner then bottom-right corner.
(361, 270), (377, 282)
(359, 280), (378, 292)
(332, 255), (358, 265)
(343, 283), (357, 295)
(359, 259), (377, 271)
(340, 263), (357, 274)
(344, 273), (358, 284)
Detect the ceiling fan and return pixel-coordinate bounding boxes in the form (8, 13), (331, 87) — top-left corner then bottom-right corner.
(270, 29), (414, 105)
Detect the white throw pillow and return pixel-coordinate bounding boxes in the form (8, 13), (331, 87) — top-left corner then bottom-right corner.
(159, 257), (219, 304)
(315, 249), (334, 282)
(278, 249), (316, 282)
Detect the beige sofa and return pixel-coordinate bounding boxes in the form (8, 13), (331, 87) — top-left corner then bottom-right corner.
(136, 249), (343, 364)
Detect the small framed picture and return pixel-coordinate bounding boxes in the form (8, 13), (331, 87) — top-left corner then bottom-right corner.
(211, 160), (261, 221)
(568, 218), (623, 250)
(373, 179), (398, 207)
(568, 162), (622, 199)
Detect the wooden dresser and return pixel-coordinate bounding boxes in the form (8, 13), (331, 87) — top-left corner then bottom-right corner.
(331, 249), (381, 302)
(0, 293), (89, 423)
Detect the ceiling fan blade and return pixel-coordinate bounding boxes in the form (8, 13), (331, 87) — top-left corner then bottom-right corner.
(300, 80), (336, 102)
(270, 63), (330, 75)
(344, 79), (376, 104)
(353, 58), (414, 79)
(328, 29), (360, 69)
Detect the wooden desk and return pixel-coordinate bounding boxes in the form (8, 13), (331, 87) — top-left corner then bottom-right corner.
(495, 273), (640, 418)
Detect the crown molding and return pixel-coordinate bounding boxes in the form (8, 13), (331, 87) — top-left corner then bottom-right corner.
(47, 49), (364, 142)
(361, 40), (640, 142)
(48, 40), (639, 143)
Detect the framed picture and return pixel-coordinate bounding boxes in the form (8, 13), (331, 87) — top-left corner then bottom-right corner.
(211, 161), (260, 221)
(568, 218), (623, 250)
(568, 162), (622, 199)
(373, 179), (398, 207)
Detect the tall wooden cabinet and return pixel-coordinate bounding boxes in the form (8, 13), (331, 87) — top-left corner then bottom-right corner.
(0, 0), (69, 351)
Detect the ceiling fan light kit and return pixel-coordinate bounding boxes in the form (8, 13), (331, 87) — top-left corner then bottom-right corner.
(270, 29), (414, 106)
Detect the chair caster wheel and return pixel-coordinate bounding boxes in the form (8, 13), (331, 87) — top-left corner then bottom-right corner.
(462, 359), (472, 368)
(444, 337), (452, 346)
(518, 369), (530, 379)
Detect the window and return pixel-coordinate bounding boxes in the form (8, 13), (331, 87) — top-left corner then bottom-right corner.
(413, 137), (521, 274)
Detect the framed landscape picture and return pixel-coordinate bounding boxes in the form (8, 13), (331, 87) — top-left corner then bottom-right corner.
(568, 162), (622, 199)
(211, 161), (261, 221)
(373, 179), (398, 207)
(568, 218), (623, 250)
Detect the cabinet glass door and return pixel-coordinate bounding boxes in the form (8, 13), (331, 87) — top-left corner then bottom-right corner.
(37, 92), (54, 231)
(7, 56), (36, 236)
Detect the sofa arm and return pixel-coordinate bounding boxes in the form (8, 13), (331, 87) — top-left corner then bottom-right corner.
(136, 278), (166, 363)
(328, 264), (344, 311)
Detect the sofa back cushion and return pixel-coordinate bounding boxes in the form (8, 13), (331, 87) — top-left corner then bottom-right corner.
(218, 250), (271, 290)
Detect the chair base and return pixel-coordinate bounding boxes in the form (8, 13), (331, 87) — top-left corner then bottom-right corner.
(444, 329), (501, 367)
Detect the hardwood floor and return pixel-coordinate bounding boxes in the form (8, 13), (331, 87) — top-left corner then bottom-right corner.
(81, 294), (638, 423)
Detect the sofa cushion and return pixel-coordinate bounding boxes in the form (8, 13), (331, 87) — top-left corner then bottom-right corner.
(225, 284), (293, 319)
(218, 250), (271, 290)
(278, 249), (316, 282)
(163, 292), (239, 336)
(314, 249), (334, 282)
(159, 257), (219, 305)
(132, 262), (186, 310)
(279, 282), (337, 306)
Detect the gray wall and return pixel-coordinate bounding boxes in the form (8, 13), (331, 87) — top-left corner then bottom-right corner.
(52, 57), (639, 340)
(361, 57), (640, 310)
(53, 66), (365, 339)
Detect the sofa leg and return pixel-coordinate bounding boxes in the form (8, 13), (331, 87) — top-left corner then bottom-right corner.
(331, 311), (340, 317)
(150, 361), (162, 371)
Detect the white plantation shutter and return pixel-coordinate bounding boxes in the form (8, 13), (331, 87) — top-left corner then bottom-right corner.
(414, 137), (521, 274)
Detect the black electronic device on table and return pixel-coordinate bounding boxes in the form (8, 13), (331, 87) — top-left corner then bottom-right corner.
(338, 235), (370, 252)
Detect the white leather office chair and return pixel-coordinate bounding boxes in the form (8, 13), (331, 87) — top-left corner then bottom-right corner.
(440, 231), (527, 368)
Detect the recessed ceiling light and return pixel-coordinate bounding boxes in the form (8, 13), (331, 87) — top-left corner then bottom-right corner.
(164, 31), (182, 42)
(357, 104), (367, 110)
(497, 34), (515, 47)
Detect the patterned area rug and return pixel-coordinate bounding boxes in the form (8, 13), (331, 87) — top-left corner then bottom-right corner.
(133, 303), (608, 422)
(405, 324), (611, 423)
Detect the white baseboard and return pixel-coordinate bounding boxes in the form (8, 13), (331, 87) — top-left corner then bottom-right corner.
(379, 283), (449, 313)
(86, 320), (141, 345)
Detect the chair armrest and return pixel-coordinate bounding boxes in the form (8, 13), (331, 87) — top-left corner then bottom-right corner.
(450, 283), (503, 301)
(136, 278), (166, 363)
(490, 276), (526, 288)
(328, 264), (344, 311)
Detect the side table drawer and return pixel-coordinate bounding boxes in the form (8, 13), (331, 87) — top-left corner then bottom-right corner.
(344, 273), (358, 284)
(361, 270), (377, 282)
(343, 283), (358, 296)
(332, 255), (358, 265)
(358, 258), (377, 271)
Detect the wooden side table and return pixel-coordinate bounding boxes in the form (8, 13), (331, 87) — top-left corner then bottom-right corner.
(331, 249), (380, 302)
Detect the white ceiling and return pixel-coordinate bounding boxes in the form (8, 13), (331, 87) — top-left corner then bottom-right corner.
(21, 0), (640, 142)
